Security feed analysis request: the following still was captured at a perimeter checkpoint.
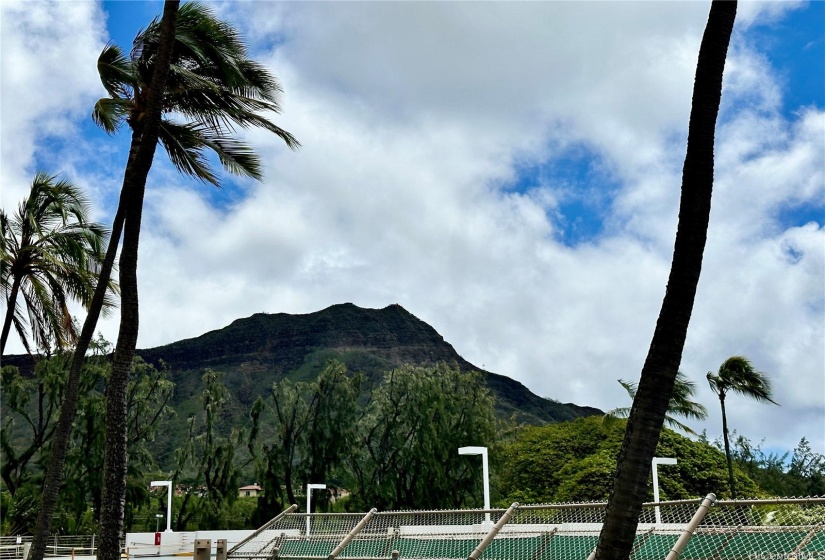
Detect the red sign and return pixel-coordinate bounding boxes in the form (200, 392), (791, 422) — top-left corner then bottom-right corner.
(154, 533), (161, 546)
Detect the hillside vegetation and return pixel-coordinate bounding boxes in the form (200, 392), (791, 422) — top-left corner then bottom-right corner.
(2, 305), (822, 534)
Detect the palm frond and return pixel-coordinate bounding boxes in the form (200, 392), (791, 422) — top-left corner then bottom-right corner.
(662, 416), (700, 437)
(199, 132), (263, 181)
(129, 0), (299, 171)
(93, 98), (131, 134)
(97, 43), (137, 98)
(607, 373), (705, 435)
(3, 173), (116, 354)
(712, 356), (778, 405)
(157, 120), (219, 185)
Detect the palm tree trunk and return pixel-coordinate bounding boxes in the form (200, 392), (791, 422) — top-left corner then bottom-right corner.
(29, 185), (127, 560)
(594, 2), (736, 558)
(720, 395), (736, 497)
(97, 4), (179, 560)
(1, 275), (22, 354)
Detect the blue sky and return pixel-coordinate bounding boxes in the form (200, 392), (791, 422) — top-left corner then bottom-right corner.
(1, 0), (823, 457)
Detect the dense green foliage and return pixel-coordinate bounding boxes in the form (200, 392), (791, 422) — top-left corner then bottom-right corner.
(347, 364), (498, 510)
(1, 354), (822, 534)
(0, 343), (173, 534)
(497, 416), (793, 505)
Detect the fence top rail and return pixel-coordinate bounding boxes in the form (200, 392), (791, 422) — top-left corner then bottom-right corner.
(266, 495), (825, 520)
(714, 497), (825, 506)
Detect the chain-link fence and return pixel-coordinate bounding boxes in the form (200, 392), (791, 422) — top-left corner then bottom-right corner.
(227, 496), (825, 560)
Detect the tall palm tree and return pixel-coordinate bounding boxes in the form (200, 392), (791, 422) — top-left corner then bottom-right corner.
(604, 372), (708, 436)
(92, 2), (299, 184)
(1, 172), (113, 355)
(32, 3), (298, 560)
(595, 2), (737, 558)
(708, 355), (777, 497)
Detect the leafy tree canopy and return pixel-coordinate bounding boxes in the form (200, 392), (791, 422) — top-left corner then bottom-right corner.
(498, 416), (763, 505)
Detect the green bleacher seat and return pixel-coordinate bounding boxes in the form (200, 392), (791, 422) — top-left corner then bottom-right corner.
(716, 531), (806, 557)
(630, 533), (679, 559)
(803, 529), (825, 553)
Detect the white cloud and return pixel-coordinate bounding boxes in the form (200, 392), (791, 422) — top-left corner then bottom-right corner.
(0, 0), (107, 206)
(2, 1), (822, 458)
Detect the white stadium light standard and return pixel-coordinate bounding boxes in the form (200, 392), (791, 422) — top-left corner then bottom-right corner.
(458, 446), (491, 523)
(150, 480), (173, 532)
(652, 457), (678, 525)
(306, 483), (327, 537)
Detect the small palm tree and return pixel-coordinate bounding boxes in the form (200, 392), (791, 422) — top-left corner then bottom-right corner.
(605, 372), (708, 436)
(1, 173), (114, 355)
(707, 356), (778, 497)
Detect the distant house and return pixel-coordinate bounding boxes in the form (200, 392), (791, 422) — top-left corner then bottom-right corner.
(239, 484), (262, 498)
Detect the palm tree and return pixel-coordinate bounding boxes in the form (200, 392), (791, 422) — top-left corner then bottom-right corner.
(594, 2), (737, 558)
(707, 356), (777, 497)
(32, 3), (298, 560)
(1, 172), (113, 355)
(604, 372), (708, 436)
(92, 2), (299, 184)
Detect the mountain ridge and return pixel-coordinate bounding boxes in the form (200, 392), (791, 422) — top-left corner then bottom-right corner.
(134, 302), (601, 425)
(2, 303), (602, 429)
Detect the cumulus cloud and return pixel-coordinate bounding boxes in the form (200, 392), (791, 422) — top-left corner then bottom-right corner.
(2, 1), (822, 456)
(0, 0), (108, 206)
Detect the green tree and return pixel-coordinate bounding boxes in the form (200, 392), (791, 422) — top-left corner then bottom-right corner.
(595, 2), (737, 558)
(171, 370), (259, 530)
(498, 417), (761, 506)
(1, 346), (174, 534)
(1, 358), (72, 496)
(33, 2), (298, 557)
(707, 356), (778, 497)
(349, 364), (498, 510)
(604, 372), (708, 435)
(1, 172), (112, 355)
(253, 361), (361, 516)
(787, 437), (825, 496)
(303, 362), (362, 508)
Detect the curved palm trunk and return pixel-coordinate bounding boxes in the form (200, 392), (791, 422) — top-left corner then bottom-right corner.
(1, 275), (22, 354)
(594, 2), (736, 558)
(720, 395), (736, 497)
(30, 192), (127, 560)
(97, 4), (179, 560)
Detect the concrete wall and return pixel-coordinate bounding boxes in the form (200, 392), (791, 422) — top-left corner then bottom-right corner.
(124, 531), (254, 558)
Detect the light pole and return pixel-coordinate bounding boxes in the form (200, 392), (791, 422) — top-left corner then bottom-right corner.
(652, 457), (677, 525)
(155, 514), (163, 533)
(150, 481), (173, 532)
(458, 446), (490, 523)
(306, 483), (326, 537)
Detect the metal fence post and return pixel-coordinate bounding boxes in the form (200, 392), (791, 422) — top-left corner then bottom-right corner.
(226, 504), (298, 558)
(467, 502), (519, 560)
(327, 508), (377, 559)
(665, 493), (716, 560)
